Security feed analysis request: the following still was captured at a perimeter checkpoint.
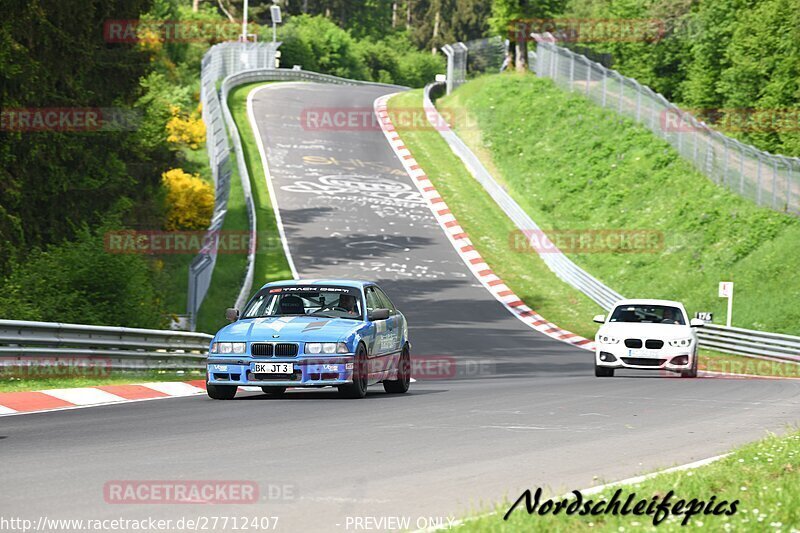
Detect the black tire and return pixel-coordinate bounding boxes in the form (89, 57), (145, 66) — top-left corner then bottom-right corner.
(207, 383), (237, 400)
(339, 344), (368, 399)
(261, 386), (287, 396)
(595, 365), (614, 377)
(383, 345), (411, 394)
(681, 355), (698, 378)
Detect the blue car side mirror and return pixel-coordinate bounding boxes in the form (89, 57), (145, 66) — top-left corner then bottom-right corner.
(368, 308), (390, 321)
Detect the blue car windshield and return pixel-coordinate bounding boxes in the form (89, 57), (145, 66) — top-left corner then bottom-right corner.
(243, 286), (363, 320)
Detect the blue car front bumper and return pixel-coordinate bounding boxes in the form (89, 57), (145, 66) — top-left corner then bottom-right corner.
(207, 355), (356, 387)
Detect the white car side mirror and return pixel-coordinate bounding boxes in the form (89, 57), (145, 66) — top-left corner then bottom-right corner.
(689, 318), (705, 327)
(593, 314), (606, 324)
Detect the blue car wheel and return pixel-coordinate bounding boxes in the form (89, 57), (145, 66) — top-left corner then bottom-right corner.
(207, 383), (237, 400)
(383, 344), (410, 394)
(339, 344), (368, 399)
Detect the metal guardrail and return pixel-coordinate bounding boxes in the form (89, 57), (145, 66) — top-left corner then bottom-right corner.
(424, 80), (800, 363)
(0, 320), (213, 370)
(697, 324), (800, 363)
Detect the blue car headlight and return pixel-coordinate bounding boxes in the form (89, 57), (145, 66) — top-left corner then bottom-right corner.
(306, 342), (349, 354)
(211, 342), (246, 354)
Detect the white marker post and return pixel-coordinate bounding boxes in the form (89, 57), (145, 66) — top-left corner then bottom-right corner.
(718, 281), (734, 327)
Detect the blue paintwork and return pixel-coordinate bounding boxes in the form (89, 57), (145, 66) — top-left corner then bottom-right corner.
(206, 280), (409, 388)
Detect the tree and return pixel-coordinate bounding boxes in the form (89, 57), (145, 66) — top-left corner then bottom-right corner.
(489, 0), (566, 71)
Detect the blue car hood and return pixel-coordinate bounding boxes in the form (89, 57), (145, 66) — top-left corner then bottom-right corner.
(215, 315), (364, 343)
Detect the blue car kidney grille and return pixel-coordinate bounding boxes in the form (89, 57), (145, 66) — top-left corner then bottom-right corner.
(251, 343), (298, 357)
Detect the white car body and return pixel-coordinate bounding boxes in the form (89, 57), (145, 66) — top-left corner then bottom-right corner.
(593, 299), (703, 377)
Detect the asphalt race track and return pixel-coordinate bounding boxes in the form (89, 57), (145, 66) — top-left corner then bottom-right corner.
(3, 82), (800, 532)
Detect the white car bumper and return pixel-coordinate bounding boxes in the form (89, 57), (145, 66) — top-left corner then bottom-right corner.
(595, 344), (695, 373)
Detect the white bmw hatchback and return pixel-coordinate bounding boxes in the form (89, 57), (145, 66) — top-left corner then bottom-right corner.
(593, 299), (704, 378)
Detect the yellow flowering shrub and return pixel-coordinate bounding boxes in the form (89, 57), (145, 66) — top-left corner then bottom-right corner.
(162, 168), (214, 231)
(137, 27), (163, 55)
(166, 104), (206, 149)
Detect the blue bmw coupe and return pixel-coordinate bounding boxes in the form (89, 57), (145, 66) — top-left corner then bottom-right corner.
(206, 280), (411, 399)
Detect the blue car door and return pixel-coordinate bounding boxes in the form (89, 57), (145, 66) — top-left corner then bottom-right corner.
(364, 286), (388, 370)
(374, 286), (403, 376)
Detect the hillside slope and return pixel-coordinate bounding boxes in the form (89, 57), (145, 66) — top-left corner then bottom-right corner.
(441, 73), (800, 335)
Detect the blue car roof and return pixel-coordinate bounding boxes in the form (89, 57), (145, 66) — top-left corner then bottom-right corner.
(258, 279), (373, 291)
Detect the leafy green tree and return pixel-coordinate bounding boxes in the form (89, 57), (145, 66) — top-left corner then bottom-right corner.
(717, 0), (800, 155)
(0, 0), (159, 278)
(489, 0), (567, 70)
(0, 226), (167, 328)
(277, 15), (367, 78)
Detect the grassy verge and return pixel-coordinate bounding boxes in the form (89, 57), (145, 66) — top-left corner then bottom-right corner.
(388, 88), (800, 379)
(700, 350), (800, 379)
(228, 83), (293, 288)
(461, 429), (800, 531)
(195, 82), (292, 334)
(440, 73), (800, 336)
(0, 370), (205, 393)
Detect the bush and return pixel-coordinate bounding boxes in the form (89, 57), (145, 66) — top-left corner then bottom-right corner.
(354, 35), (444, 87)
(166, 104), (206, 149)
(277, 16), (444, 87)
(0, 228), (167, 328)
(162, 168), (214, 231)
(277, 15), (367, 79)
(135, 71), (194, 154)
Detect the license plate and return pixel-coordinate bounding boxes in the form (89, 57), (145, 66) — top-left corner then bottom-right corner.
(629, 349), (660, 358)
(253, 362), (293, 374)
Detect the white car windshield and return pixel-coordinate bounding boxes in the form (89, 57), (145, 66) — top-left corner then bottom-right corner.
(609, 305), (685, 325)
(243, 286), (363, 320)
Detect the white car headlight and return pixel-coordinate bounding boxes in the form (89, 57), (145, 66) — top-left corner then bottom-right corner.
(668, 338), (693, 348)
(212, 342), (246, 354)
(306, 342), (338, 354)
(597, 335), (620, 344)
